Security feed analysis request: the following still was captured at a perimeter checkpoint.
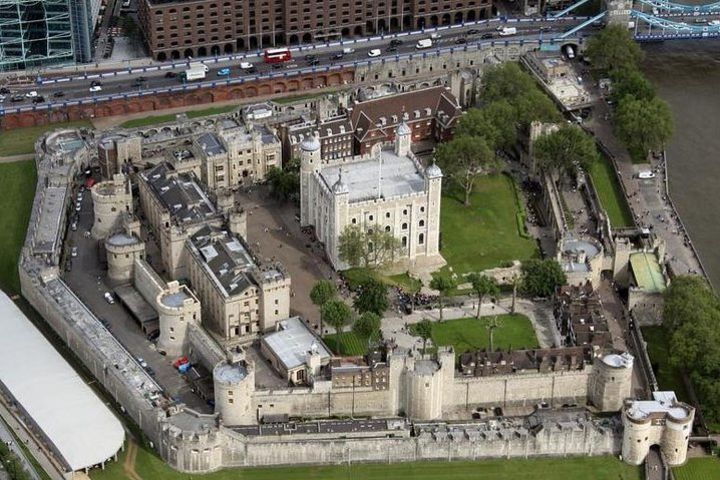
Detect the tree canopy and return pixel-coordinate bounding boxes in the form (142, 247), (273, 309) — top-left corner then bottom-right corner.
(414, 319), (434, 356)
(338, 224), (401, 269)
(353, 312), (382, 345)
(310, 280), (336, 308)
(434, 135), (497, 207)
(533, 124), (599, 175)
(265, 158), (300, 202)
(353, 278), (389, 315)
(611, 66), (656, 102)
(614, 95), (674, 161)
(467, 273), (500, 319)
(584, 24), (644, 73)
(520, 259), (567, 298)
(322, 300), (353, 336)
(663, 276), (720, 422)
(430, 275), (458, 321)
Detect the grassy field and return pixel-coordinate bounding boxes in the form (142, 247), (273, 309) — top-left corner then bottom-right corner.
(641, 325), (690, 402)
(0, 120), (93, 157)
(323, 331), (368, 356)
(119, 104), (238, 128)
(342, 268), (422, 293)
(415, 315), (539, 354)
(0, 161), (37, 295)
(588, 157), (634, 228)
(92, 446), (641, 480)
(273, 92), (327, 105)
(440, 175), (538, 275)
(673, 457), (720, 480)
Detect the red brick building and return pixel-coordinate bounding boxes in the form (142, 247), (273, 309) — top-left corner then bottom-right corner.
(138, 0), (494, 61)
(349, 86), (463, 155)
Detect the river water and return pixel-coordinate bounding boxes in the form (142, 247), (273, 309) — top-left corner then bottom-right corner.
(640, 41), (720, 288)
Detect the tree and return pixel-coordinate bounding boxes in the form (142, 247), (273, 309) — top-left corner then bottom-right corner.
(467, 273), (500, 319)
(611, 66), (656, 102)
(663, 275), (718, 331)
(353, 278), (389, 315)
(512, 89), (562, 126)
(310, 279), (337, 334)
(455, 107), (500, 148)
(322, 300), (353, 337)
(338, 224), (401, 269)
(434, 135), (497, 207)
(584, 24), (644, 74)
(482, 100), (519, 150)
(265, 158), (300, 202)
(533, 124), (599, 176)
(353, 311), (382, 346)
(430, 275), (458, 322)
(414, 319), (434, 356)
(614, 95), (674, 161)
(481, 63), (539, 103)
(520, 259), (567, 298)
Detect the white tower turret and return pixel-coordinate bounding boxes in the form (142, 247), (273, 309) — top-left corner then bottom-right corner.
(395, 121), (412, 157)
(299, 134), (321, 227)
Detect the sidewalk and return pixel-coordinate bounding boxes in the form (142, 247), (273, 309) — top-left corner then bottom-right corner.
(584, 101), (703, 277)
(380, 296), (560, 352)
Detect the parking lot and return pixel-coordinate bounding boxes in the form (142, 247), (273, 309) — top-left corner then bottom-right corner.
(62, 184), (210, 412)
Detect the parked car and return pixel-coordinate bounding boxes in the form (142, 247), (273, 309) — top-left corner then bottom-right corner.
(89, 85), (102, 92)
(342, 47), (355, 54)
(455, 37), (467, 44)
(136, 357), (148, 368)
(467, 28), (480, 35)
(53, 91), (65, 98)
(217, 68), (231, 76)
(239, 62), (254, 70)
(65, 260), (72, 272)
(104, 291), (115, 304)
(368, 49), (381, 57)
(71, 220), (78, 231)
(71, 246), (78, 257)
(25, 90), (38, 98)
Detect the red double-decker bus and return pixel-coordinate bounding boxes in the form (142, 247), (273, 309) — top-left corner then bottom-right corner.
(264, 48), (292, 63)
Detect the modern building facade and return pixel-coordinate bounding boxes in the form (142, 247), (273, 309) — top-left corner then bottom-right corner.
(138, 0), (493, 60)
(0, 0), (97, 71)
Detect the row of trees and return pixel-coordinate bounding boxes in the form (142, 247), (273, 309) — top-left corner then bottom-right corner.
(338, 224), (401, 270)
(434, 63), (562, 207)
(428, 259), (566, 323)
(310, 277), (387, 346)
(585, 25), (674, 161)
(0, 442), (33, 480)
(663, 276), (720, 422)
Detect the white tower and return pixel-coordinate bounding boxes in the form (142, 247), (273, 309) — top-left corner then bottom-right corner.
(299, 134), (321, 227)
(395, 121), (412, 157)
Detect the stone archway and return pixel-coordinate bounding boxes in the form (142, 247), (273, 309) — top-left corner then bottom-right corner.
(224, 43), (233, 53)
(171, 50), (181, 60)
(211, 45), (220, 55)
(183, 48), (194, 58)
(157, 52), (167, 61)
(454, 12), (463, 24)
(198, 46), (207, 56)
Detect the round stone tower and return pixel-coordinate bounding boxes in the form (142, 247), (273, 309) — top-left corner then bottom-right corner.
(156, 281), (201, 357)
(213, 361), (255, 426)
(621, 392), (694, 466)
(404, 358), (443, 420)
(105, 232), (145, 284)
(299, 134), (321, 227)
(590, 352), (634, 412)
(91, 173), (133, 239)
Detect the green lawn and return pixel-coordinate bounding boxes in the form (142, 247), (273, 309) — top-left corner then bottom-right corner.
(440, 174), (538, 275)
(323, 331), (368, 356)
(673, 457), (720, 480)
(641, 325), (690, 402)
(588, 157), (634, 228)
(0, 161), (37, 294)
(342, 268), (422, 293)
(273, 92), (326, 105)
(0, 120), (92, 157)
(119, 104), (238, 128)
(416, 315), (539, 354)
(386, 273), (422, 294)
(92, 446), (640, 480)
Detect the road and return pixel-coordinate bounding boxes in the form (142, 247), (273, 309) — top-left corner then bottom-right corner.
(0, 410), (42, 480)
(0, 17), (590, 111)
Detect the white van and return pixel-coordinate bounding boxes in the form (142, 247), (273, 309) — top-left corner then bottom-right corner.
(498, 27), (517, 36)
(638, 171), (656, 179)
(190, 63), (209, 73)
(416, 38), (433, 49)
(343, 47), (356, 54)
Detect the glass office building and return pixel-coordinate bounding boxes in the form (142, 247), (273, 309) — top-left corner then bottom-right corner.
(0, 0), (95, 71)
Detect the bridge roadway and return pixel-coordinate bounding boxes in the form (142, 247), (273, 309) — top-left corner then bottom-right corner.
(0, 17), (590, 113)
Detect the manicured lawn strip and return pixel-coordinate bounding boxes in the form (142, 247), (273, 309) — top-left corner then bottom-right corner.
(343, 268), (422, 293)
(412, 315), (538, 354)
(273, 93), (326, 104)
(0, 120), (92, 156)
(588, 157), (634, 228)
(386, 273), (423, 294)
(0, 161), (37, 294)
(673, 457), (720, 480)
(641, 325), (690, 402)
(92, 447), (640, 480)
(119, 104), (238, 128)
(323, 331), (368, 356)
(440, 174), (538, 275)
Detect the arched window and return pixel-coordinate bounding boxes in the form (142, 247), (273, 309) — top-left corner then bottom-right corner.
(402, 222), (408, 230)
(419, 220), (425, 227)
(385, 225), (391, 232)
(419, 233), (425, 245)
(402, 236), (407, 247)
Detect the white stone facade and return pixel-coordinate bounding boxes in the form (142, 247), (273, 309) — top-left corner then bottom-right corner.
(300, 123), (444, 271)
